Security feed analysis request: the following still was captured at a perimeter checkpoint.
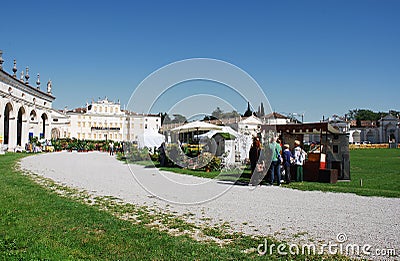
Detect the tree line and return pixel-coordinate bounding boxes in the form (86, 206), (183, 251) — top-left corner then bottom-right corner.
(160, 102), (266, 125)
(347, 109), (399, 127)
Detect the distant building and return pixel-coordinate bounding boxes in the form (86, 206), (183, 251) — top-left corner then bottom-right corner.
(349, 114), (399, 144)
(61, 98), (161, 143)
(326, 115), (350, 133)
(237, 115), (262, 137)
(262, 112), (292, 125)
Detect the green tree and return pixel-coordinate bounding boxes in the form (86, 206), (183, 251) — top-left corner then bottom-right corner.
(171, 114), (187, 123)
(211, 107), (223, 119)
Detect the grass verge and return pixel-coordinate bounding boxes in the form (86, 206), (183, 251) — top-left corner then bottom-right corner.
(288, 149), (400, 198)
(1, 153), (347, 260)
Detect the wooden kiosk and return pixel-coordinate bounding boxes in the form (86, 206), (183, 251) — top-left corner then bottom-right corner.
(261, 122), (350, 183)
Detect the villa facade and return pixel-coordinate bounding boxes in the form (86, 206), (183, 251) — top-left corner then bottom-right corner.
(0, 51), (57, 151)
(61, 98), (161, 143)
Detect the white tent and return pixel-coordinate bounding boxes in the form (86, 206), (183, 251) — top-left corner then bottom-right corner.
(171, 121), (222, 133)
(197, 126), (239, 139)
(137, 131), (165, 148)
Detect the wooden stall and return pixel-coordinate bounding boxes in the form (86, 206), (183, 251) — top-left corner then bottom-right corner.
(261, 122), (350, 183)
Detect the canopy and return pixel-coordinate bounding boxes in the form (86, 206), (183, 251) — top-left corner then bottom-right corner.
(137, 131), (165, 148)
(171, 121), (223, 133)
(197, 126), (239, 140)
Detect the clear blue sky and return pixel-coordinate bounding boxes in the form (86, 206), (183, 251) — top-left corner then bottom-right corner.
(1, 0), (399, 122)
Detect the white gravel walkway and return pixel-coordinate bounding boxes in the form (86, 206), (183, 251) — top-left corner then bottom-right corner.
(20, 151), (399, 259)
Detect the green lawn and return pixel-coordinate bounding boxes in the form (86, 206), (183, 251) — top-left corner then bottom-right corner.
(288, 149), (400, 197)
(134, 149), (400, 198)
(1, 153), (345, 260)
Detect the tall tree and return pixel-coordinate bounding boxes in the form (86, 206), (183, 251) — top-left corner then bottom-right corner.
(260, 102), (265, 117)
(211, 107), (223, 119)
(244, 102), (252, 117)
(171, 114), (187, 123)
(160, 112), (171, 125)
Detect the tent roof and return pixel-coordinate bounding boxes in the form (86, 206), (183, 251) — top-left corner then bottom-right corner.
(171, 121), (223, 133)
(198, 126), (240, 140)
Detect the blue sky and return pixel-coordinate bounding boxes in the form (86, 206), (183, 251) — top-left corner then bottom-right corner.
(1, 0), (399, 122)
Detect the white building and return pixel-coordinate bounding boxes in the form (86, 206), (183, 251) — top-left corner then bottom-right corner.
(237, 115), (262, 137)
(0, 51), (57, 151)
(65, 98), (125, 141)
(61, 98), (162, 145)
(347, 114), (400, 144)
(262, 112), (292, 125)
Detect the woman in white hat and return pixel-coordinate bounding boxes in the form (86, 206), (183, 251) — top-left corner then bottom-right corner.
(293, 140), (306, 182)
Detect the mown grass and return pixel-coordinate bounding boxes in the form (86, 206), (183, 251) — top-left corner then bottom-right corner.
(0, 153), (346, 260)
(288, 149), (400, 198)
(131, 149), (400, 198)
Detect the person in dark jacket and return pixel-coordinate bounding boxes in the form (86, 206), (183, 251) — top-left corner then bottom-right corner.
(249, 137), (261, 174)
(282, 143), (293, 184)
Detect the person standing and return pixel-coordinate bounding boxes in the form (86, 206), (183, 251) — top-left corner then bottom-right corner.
(293, 140), (306, 182)
(249, 137), (261, 175)
(158, 142), (167, 167)
(109, 142), (114, 156)
(282, 144), (293, 184)
(268, 137), (282, 186)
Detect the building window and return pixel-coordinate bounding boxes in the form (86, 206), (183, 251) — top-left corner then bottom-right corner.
(105, 107), (108, 113)
(145, 124), (148, 129)
(94, 134), (97, 139)
(83, 122), (86, 127)
(99, 107), (102, 113)
(78, 133), (81, 139)
(78, 122), (81, 127)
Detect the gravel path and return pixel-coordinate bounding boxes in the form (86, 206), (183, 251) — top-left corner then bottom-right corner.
(20, 151), (399, 259)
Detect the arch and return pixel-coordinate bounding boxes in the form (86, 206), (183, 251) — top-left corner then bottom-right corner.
(351, 131), (360, 144)
(366, 130), (375, 143)
(388, 128), (396, 142)
(51, 128), (60, 139)
(30, 110), (37, 122)
(17, 106), (26, 146)
(3, 103), (13, 145)
(41, 113), (48, 139)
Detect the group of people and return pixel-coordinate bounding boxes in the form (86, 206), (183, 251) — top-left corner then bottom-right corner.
(249, 136), (306, 186)
(108, 142), (124, 156)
